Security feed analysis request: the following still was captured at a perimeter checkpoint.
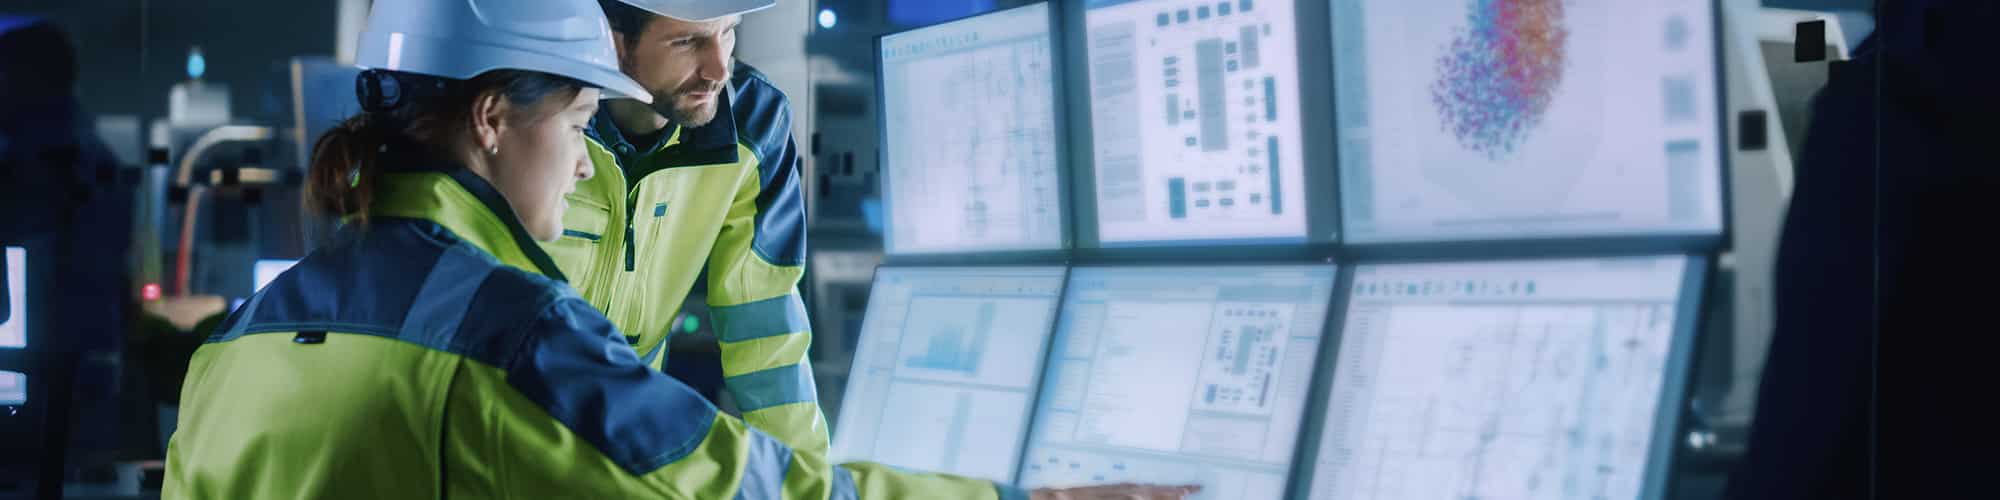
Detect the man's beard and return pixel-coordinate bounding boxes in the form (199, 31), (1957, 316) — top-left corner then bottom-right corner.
(655, 80), (726, 127)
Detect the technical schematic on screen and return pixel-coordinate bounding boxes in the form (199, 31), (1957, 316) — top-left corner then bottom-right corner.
(881, 4), (1067, 254)
(1310, 257), (1693, 500)
(1084, 0), (1309, 245)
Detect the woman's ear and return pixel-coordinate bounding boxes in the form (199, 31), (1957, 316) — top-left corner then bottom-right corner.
(470, 91), (512, 153)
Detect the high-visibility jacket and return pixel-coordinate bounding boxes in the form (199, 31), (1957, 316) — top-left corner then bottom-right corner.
(539, 62), (828, 454)
(163, 160), (1021, 500)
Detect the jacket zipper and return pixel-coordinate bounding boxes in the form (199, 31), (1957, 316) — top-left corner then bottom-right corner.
(623, 173), (645, 273)
(616, 180), (646, 346)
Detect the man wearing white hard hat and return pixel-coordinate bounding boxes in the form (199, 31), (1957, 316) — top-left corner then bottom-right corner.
(537, 0), (827, 469)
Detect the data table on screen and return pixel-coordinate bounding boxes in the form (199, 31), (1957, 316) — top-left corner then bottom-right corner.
(1082, 0), (1310, 246)
(880, 3), (1067, 255)
(1333, 0), (1722, 244)
(1309, 256), (1698, 500)
(831, 267), (1068, 483)
(1020, 265), (1334, 499)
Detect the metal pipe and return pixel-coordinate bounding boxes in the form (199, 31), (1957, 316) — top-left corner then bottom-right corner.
(174, 125), (272, 188)
(176, 186), (205, 297)
(171, 125), (272, 296)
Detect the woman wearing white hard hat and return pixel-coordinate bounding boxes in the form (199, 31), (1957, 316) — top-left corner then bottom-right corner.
(158, 0), (1195, 498)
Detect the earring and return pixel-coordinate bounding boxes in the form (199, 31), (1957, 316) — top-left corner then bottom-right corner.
(487, 145), (499, 156)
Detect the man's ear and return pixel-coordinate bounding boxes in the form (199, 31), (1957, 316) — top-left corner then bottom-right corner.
(612, 31), (631, 70)
(470, 91), (511, 152)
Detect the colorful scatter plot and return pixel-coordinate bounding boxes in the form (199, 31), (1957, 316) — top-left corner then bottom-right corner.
(1431, 0), (1569, 159)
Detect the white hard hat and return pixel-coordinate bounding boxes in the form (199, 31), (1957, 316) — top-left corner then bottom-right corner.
(356, 0), (650, 103)
(615, 0), (776, 22)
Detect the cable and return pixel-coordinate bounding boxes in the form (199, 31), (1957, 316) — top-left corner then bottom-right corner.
(176, 185), (204, 297)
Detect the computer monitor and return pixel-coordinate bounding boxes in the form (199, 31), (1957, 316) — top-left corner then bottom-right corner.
(0, 371), (22, 406)
(254, 258), (300, 292)
(1306, 255), (1705, 500)
(831, 266), (1068, 483)
(2, 247), (25, 349)
(1334, 0), (1724, 244)
(1077, 0), (1311, 247)
(879, 3), (1068, 256)
(1020, 264), (1335, 498)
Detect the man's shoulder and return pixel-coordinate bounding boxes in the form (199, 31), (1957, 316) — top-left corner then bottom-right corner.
(729, 61), (790, 110)
(728, 61), (795, 164)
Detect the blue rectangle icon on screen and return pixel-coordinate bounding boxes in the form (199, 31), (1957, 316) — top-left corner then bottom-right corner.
(1268, 136), (1281, 215)
(1169, 178), (1188, 219)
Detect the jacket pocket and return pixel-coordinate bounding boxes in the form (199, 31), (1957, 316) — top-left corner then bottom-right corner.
(543, 193), (611, 288)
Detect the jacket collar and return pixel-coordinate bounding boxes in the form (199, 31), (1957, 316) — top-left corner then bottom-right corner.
(586, 86), (741, 170)
(364, 151), (568, 282)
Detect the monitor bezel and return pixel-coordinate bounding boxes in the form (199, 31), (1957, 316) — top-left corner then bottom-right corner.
(1335, 232), (1724, 263)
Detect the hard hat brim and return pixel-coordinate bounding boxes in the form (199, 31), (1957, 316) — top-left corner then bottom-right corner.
(565, 63), (653, 104)
(619, 0), (776, 22)
(358, 30), (652, 104)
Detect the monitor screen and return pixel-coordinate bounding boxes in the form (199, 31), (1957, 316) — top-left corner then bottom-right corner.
(254, 259), (300, 292)
(1080, 0), (1310, 246)
(0, 371), (23, 405)
(880, 3), (1067, 255)
(831, 266), (1068, 483)
(2, 247), (24, 349)
(1308, 255), (1701, 500)
(1021, 264), (1335, 498)
(1334, 0), (1723, 244)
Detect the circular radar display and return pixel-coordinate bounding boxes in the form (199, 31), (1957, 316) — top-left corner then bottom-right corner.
(1431, 0), (1569, 159)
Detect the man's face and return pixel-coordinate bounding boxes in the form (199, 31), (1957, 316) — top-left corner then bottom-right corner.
(613, 15), (740, 127)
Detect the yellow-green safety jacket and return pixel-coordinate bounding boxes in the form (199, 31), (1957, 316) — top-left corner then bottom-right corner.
(540, 63), (828, 455)
(162, 158), (1020, 499)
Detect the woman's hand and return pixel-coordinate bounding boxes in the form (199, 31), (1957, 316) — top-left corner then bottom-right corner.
(1030, 483), (1202, 500)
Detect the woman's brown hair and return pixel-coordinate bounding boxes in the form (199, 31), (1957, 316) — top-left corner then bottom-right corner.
(306, 69), (585, 224)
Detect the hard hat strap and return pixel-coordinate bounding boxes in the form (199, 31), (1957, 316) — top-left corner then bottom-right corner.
(356, 69), (461, 114)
